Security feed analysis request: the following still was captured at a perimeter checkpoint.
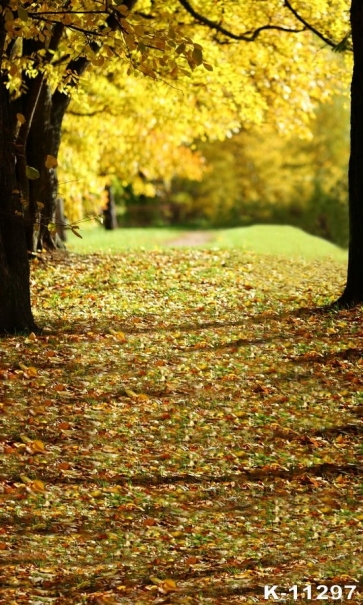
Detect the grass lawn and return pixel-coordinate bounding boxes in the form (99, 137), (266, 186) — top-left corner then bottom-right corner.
(210, 225), (347, 260)
(1, 243), (363, 604)
(66, 224), (187, 253)
(67, 223), (347, 261)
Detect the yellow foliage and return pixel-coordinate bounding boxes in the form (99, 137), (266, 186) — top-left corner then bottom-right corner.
(176, 95), (349, 226)
(2, 0), (351, 222)
(57, 0), (351, 221)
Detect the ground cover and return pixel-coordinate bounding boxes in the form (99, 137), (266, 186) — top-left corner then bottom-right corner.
(1, 248), (363, 604)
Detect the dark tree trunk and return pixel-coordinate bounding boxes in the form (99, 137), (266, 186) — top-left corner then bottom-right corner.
(26, 58), (89, 252)
(103, 185), (118, 230)
(55, 198), (67, 242)
(336, 0), (363, 307)
(0, 80), (37, 333)
(26, 84), (66, 251)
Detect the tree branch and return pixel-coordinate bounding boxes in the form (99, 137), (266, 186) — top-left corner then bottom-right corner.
(283, 0), (336, 48)
(177, 0), (305, 41)
(67, 106), (109, 116)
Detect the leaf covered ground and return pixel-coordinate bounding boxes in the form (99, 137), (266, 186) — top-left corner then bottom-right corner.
(1, 249), (363, 604)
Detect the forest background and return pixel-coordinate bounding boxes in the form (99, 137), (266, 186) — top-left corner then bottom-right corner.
(54, 0), (351, 249)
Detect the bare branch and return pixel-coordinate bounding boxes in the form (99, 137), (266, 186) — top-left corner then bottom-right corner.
(29, 14), (110, 38)
(177, 0), (305, 41)
(283, 0), (336, 48)
(67, 107), (109, 117)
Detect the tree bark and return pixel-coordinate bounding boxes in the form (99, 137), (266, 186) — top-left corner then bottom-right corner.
(0, 79), (38, 333)
(26, 84), (65, 251)
(103, 185), (118, 230)
(26, 57), (89, 252)
(336, 0), (363, 307)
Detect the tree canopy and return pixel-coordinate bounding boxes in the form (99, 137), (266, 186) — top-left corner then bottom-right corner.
(57, 0), (351, 219)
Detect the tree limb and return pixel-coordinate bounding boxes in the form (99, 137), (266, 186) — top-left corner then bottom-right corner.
(283, 0), (336, 48)
(177, 0), (305, 41)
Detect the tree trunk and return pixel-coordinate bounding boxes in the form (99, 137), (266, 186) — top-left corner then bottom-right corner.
(26, 83), (64, 251)
(26, 60), (89, 252)
(336, 0), (363, 307)
(103, 185), (118, 230)
(55, 198), (67, 242)
(0, 79), (38, 333)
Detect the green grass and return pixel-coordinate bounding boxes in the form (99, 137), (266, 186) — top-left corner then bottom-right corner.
(210, 225), (347, 260)
(66, 224), (186, 253)
(67, 223), (347, 261)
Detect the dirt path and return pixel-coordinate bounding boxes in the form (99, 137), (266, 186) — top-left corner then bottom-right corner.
(167, 230), (215, 247)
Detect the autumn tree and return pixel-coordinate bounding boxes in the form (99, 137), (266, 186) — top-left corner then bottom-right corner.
(177, 0), (363, 306)
(165, 96), (349, 241)
(0, 0), (210, 332)
(0, 0), (353, 334)
(58, 2), (348, 222)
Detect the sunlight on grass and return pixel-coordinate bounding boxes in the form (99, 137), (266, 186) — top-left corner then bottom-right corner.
(67, 223), (347, 261)
(66, 224), (186, 253)
(211, 225), (347, 260)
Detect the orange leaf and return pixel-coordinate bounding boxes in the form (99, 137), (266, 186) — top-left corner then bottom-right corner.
(58, 462), (71, 470)
(45, 154), (58, 169)
(54, 384), (66, 392)
(58, 422), (71, 430)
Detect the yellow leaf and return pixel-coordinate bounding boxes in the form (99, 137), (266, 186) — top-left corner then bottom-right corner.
(19, 362), (28, 371)
(125, 388), (138, 398)
(320, 506), (333, 514)
(110, 330), (127, 341)
(149, 576), (162, 585)
(20, 434), (31, 444)
(91, 490), (102, 498)
(115, 3), (129, 14)
(20, 474), (32, 484)
(45, 154), (58, 169)
(16, 113), (26, 124)
(235, 450), (247, 458)
(27, 367), (38, 377)
(31, 440), (45, 453)
(192, 47), (203, 66)
(32, 480), (45, 492)
(159, 578), (177, 593)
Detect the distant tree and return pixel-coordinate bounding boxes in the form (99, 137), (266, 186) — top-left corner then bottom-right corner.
(168, 96), (349, 242)
(178, 0), (363, 306)
(103, 185), (118, 230)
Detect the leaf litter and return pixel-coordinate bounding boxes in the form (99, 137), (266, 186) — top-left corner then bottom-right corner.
(1, 249), (363, 603)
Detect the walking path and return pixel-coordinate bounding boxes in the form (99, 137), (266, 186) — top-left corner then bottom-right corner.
(167, 230), (215, 247)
